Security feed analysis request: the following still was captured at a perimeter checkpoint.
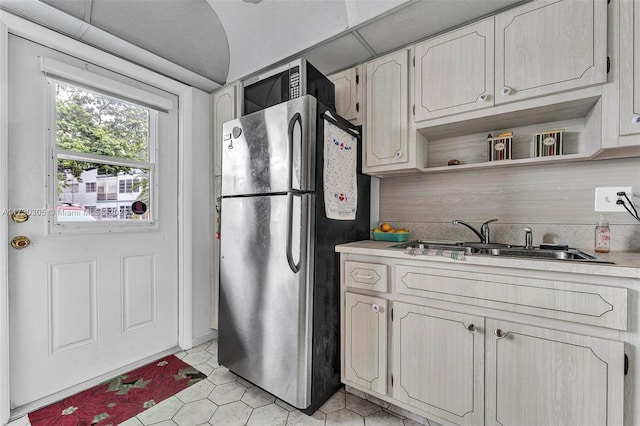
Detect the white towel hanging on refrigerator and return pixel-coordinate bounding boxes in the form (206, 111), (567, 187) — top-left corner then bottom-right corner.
(323, 118), (357, 220)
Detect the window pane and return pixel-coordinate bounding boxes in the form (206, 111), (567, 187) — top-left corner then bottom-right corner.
(55, 82), (149, 161)
(57, 158), (150, 222)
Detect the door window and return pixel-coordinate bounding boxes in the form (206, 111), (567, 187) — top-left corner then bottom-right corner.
(50, 81), (157, 230)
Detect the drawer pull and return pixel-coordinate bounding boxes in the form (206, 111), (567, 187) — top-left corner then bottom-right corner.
(478, 94), (490, 102)
(467, 323), (476, 332)
(494, 329), (510, 339)
(355, 274), (374, 280)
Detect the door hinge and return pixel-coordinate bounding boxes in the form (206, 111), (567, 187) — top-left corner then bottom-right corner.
(607, 56), (611, 74)
(356, 74), (359, 85)
(608, 0), (611, 5)
(413, 56), (415, 67)
(391, 308), (394, 321)
(412, 105), (415, 116)
(356, 102), (360, 113)
(391, 375), (394, 386)
(625, 353), (629, 375)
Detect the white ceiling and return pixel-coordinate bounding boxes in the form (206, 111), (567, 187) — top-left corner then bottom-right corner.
(0, 0), (526, 92)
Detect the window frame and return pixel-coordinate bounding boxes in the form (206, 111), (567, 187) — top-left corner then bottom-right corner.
(46, 77), (160, 234)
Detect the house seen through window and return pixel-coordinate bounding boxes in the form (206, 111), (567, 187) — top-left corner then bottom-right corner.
(55, 81), (155, 222)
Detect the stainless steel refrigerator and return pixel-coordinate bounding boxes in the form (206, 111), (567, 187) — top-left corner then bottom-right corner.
(218, 95), (370, 413)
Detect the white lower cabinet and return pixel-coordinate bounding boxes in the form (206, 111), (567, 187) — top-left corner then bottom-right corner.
(485, 319), (624, 426)
(344, 292), (387, 395)
(393, 302), (484, 426)
(340, 255), (626, 426)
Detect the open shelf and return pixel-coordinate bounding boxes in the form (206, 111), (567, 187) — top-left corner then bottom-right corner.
(414, 88), (603, 173)
(420, 153), (591, 173)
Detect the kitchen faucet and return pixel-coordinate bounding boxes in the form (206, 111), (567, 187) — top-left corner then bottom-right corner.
(452, 218), (499, 243)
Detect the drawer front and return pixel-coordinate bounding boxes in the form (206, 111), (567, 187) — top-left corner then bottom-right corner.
(395, 265), (627, 330)
(345, 261), (389, 292)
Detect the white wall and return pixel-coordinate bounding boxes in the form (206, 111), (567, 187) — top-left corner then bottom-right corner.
(190, 88), (215, 344)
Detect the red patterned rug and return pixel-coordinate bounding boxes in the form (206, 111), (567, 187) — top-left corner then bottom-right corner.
(28, 354), (207, 425)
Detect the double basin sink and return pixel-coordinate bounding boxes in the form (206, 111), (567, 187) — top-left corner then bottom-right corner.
(392, 240), (614, 264)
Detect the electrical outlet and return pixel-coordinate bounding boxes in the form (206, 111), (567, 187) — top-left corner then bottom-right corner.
(594, 187), (633, 212)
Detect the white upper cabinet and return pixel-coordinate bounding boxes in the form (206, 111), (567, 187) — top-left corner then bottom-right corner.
(495, 0), (607, 105)
(364, 50), (410, 171)
(414, 18), (495, 121)
(328, 66), (362, 124)
(620, 0), (640, 136)
(211, 83), (241, 177)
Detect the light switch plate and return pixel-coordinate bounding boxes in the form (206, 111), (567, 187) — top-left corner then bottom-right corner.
(594, 187), (633, 212)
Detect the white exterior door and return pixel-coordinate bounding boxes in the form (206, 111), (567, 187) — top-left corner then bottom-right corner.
(8, 35), (179, 409)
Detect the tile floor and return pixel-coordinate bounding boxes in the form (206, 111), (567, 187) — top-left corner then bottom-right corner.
(13, 338), (442, 426)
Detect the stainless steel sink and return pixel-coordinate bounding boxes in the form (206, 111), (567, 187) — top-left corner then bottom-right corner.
(476, 247), (613, 262)
(392, 240), (614, 264)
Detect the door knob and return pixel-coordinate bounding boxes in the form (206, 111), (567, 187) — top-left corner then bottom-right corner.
(11, 236), (31, 249)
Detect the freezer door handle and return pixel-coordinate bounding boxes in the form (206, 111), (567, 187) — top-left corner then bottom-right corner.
(288, 112), (301, 191)
(286, 192), (301, 273)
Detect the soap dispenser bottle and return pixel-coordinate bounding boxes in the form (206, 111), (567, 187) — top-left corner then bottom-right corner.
(594, 214), (610, 253)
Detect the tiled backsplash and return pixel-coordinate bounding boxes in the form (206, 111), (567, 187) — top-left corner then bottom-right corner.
(378, 157), (640, 252)
(388, 222), (640, 252)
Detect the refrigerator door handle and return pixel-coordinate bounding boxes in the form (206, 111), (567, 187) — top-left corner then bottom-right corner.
(286, 192), (301, 273)
(288, 112), (302, 191)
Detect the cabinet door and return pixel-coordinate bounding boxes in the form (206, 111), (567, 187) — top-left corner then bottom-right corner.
(495, 0), (607, 105)
(212, 83), (239, 176)
(485, 319), (624, 426)
(620, 0), (640, 136)
(393, 302), (484, 426)
(414, 18), (494, 121)
(364, 50), (409, 169)
(328, 66), (361, 124)
(344, 292), (387, 395)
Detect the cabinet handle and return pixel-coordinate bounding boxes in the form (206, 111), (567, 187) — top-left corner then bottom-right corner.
(633, 116), (640, 125)
(372, 304), (381, 313)
(478, 94), (490, 102)
(467, 324), (476, 332)
(355, 274), (374, 280)
(501, 86), (514, 96)
(494, 329), (510, 339)
(394, 150), (402, 158)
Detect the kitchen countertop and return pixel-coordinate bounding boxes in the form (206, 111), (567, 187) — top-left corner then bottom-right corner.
(336, 240), (640, 279)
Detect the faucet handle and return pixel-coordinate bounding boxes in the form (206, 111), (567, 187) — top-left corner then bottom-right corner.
(524, 227), (533, 249)
(482, 218), (499, 226)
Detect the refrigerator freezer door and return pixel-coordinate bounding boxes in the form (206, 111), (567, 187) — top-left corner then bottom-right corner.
(219, 193), (315, 408)
(221, 96), (317, 197)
